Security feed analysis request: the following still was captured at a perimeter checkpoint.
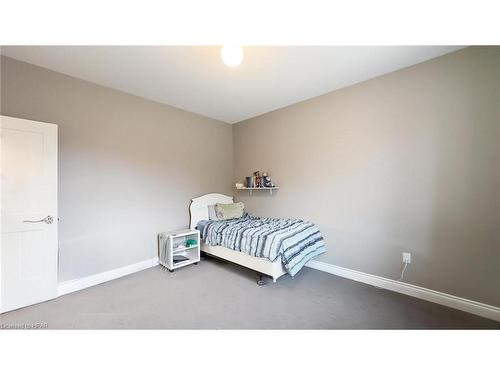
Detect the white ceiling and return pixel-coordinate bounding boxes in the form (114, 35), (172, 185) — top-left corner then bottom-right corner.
(1, 46), (464, 123)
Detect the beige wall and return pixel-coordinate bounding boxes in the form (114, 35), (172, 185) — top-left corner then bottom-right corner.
(1, 56), (233, 282)
(234, 47), (500, 306)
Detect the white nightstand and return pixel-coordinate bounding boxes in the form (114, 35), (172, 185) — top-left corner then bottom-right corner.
(158, 229), (200, 272)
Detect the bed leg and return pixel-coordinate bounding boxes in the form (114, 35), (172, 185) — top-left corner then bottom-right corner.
(257, 273), (266, 286)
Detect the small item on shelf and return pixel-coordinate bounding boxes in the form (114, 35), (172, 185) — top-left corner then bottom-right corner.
(245, 176), (253, 188)
(253, 171), (261, 188)
(173, 255), (189, 264)
(172, 238), (184, 249)
(235, 182), (244, 189)
(262, 172), (273, 188)
(185, 239), (197, 247)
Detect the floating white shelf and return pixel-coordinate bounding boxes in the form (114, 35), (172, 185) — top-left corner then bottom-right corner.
(236, 187), (279, 195)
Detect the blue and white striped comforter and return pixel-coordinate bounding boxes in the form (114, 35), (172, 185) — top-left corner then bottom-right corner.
(201, 215), (326, 277)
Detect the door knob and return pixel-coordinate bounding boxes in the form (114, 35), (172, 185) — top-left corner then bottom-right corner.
(23, 215), (54, 224)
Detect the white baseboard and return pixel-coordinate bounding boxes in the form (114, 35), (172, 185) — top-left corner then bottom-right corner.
(58, 257), (159, 296)
(306, 260), (500, 322)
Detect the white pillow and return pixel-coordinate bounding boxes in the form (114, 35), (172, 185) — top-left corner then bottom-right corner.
(208, 205), (218, 220)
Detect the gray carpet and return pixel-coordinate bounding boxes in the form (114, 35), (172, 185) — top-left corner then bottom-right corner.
(1, 257), (498, 329)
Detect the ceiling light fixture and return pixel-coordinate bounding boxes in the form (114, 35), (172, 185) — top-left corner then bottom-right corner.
(221, 45), (244, 67)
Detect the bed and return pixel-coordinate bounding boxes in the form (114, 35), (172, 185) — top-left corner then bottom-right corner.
(189, 193), (326, 283)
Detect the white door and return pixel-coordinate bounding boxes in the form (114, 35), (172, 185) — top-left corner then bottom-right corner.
(1, 116), (58, 313)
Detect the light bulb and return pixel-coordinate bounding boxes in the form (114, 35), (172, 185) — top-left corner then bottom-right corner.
(221, 45), (244, 67)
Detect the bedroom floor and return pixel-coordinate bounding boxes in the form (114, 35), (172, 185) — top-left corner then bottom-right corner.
(1, 257), (498, 329)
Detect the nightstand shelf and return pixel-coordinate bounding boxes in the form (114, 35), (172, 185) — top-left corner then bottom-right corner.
(172, 245), (197, 254)
(158, 229), (200, 271)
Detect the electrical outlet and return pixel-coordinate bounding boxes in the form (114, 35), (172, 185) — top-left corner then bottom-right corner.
(402, 252), (411, 264)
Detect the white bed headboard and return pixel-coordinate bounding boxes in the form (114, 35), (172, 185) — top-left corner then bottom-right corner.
(189, 193), (234, 229)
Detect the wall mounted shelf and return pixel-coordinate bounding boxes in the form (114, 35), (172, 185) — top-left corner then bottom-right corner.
(236, 187), (279, 195)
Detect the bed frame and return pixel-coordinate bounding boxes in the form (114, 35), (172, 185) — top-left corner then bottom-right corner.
(189, 193), (287, 283)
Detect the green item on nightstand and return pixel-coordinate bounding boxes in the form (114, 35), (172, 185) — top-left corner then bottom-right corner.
(186, 239), (197, 247)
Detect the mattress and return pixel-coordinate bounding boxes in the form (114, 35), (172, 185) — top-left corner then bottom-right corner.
(198, 214), (326, 277)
